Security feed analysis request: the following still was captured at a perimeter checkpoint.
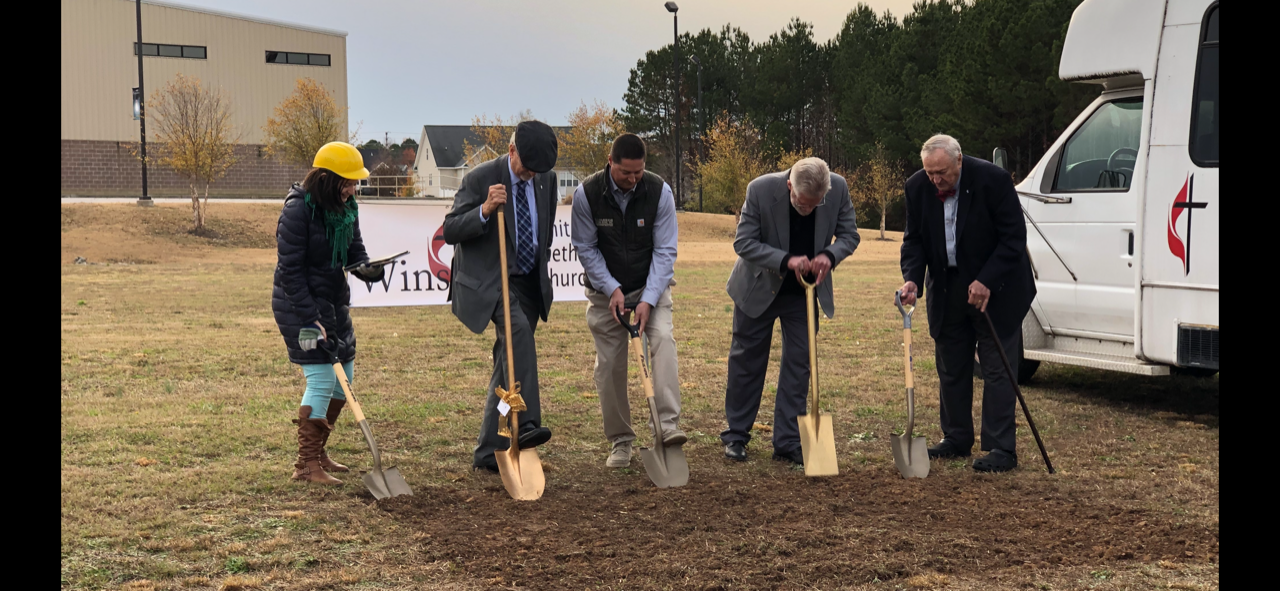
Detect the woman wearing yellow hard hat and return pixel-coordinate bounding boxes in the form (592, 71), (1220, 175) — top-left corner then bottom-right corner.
(271, 141), (385, 485)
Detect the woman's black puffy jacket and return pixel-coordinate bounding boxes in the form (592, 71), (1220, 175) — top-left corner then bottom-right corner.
(271, 184), (382, 364)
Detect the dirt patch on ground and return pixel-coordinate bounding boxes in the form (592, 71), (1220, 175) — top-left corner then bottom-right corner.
(378, 463), (1217, 590)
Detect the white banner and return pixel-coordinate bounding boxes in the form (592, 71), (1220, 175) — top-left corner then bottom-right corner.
(349, 203), (587, 307)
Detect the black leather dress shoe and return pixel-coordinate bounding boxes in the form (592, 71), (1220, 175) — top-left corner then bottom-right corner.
(927, 439), (972, 460)
(772, 448), (804, 465)
(473, 458), (499, 474)
(724, 441), (747, 462)
(972, 449), (1017, 473)
(518, 426), (552, 448)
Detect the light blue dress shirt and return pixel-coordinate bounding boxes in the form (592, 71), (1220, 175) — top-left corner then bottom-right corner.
(942, 168), (961, 267)
(570, 173), (678, 307)
(478, 159), (538, 253)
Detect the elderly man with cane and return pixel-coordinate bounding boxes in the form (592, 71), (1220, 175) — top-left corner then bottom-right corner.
(898, 134), (1036, 473)
(570, 133), (684, 469)
(443, 121), (560, 474)
(721, 157), (860, 465)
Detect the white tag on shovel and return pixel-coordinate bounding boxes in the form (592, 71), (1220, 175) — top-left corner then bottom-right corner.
(497, 399), (511, 416)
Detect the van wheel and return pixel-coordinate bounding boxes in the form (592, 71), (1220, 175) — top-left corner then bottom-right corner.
(973, 338), (1038, 384)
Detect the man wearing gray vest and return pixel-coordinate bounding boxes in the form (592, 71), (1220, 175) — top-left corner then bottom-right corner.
(722, 157), (860, 464)
(570, 133), (685, 468)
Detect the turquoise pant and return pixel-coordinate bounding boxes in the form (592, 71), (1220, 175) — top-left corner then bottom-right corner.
(300, 362), (353, 419)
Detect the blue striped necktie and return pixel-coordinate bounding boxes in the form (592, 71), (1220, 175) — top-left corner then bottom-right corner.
(514, 180), (536, 275)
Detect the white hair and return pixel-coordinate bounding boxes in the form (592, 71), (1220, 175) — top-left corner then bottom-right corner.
(921, 134), (962, 161)
(789, 157), (831, 199)
(509, 132), (516, 146)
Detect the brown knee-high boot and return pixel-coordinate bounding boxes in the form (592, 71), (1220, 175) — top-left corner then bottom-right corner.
(319, 399), (350, 473)
(292, 406), (342, 485)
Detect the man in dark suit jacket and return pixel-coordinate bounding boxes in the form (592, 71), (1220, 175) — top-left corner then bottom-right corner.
(898, 134), (1035, 473)
(443, 121), (559, 472)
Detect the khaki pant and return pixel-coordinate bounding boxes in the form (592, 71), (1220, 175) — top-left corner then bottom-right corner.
(586, 286), (681, 444)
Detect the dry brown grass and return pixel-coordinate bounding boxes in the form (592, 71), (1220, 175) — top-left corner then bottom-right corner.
(61, 204), (1218, 590)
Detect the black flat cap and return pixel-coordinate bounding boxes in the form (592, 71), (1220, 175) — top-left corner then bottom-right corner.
(515, 120), (558, 173)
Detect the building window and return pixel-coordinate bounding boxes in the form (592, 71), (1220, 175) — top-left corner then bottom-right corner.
(1189, 3), (1219, 167)
(266, 51), (331, 66)
(134, 43), (207, 59)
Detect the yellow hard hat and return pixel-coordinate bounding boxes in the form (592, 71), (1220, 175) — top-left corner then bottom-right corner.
(313, 141), (370, 180)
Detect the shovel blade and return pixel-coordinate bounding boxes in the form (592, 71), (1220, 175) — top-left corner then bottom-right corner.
(496, 446), (545, 501)
(891, 434), (930, 479)
(639, 397), (688, 488)
(797, 412), (838, 476)
(639, 444), (689, 488)
(363, 467), (413, 500)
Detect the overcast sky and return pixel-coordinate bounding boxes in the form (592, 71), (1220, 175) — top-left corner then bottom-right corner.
(175, 0), (919, 145)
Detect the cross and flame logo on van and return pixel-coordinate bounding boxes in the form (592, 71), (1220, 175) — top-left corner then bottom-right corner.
(1167, 173), (1208, 276)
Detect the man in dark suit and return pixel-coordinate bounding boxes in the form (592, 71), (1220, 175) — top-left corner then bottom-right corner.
(443, 121), (559, 473)
(898, 134), (1035, 473)
(722, 157), (861, 464)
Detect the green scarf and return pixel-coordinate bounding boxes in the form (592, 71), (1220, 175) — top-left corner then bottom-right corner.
(305, 192), (359, 268)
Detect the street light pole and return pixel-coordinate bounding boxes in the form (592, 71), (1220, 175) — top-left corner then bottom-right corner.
(665, 2), (680, 207)
(135, 0), (151, 206)
(691, 54), (703, 212)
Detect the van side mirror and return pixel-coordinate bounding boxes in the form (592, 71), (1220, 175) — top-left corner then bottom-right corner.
(993, 148), (1010, 173)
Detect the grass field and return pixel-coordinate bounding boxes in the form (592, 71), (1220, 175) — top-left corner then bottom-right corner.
(61, 203), (1218, 590)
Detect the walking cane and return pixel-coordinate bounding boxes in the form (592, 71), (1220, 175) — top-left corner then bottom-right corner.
(981, 311), (1054, 474)
(493, 209), (545, 500)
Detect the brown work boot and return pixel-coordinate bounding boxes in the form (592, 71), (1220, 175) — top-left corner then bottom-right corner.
(318, 400), (350, 473)
(291, 406), (342, 485)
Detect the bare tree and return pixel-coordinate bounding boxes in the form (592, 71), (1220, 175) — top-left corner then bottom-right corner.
(263, 78), (355, 167)
(853, 143), (904, 240)
(147, 74), (241, 231)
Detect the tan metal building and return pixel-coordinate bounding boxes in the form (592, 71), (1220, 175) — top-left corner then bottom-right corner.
(61, 0), (349, 196)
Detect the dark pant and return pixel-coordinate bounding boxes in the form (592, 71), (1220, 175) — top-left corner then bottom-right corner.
(721, 291), (817, 454)
(934, 271), (1019, 453)
(474, 273), (543, 467)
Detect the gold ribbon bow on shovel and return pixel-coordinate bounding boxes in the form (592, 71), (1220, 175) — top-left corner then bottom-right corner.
(796, 275), (838, 477)
(492, 209), (545, 501)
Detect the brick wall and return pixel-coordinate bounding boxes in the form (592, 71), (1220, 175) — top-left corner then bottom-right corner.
(61, 139), (313, 198)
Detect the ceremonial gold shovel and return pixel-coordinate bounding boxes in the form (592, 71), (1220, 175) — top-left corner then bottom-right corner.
(796, 276), (838, 476)
(892, 291), (929, 479)
(493, 210), (545, 501)
(617, 310), (688, 488)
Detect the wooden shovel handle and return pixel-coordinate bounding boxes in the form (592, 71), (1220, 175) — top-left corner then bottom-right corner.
(629, 337), (656, 400)
(332, 362), (366, 423)
(496, 210), (520, 450)
(803, 281), (820, 424)
(902, 329), (914, 389)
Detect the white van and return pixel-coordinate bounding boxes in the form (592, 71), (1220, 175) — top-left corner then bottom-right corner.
(997, 0), (1219, 380)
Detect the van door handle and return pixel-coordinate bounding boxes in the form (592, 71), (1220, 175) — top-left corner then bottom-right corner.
(1018, 190), (1073, 204)
(1127, 232), (1135, 256)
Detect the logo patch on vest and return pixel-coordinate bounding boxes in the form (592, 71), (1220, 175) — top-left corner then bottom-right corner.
(637, 219), (646, 227)
(595, 218), (614, 227)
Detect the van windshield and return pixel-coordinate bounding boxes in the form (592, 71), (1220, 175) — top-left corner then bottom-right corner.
(1053, 98), (1143, 192)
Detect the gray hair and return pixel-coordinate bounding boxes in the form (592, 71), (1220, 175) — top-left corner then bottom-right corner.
(509, 132), (517, 146)
(789, 157), (832, 199)
(920, 134), (962, 161)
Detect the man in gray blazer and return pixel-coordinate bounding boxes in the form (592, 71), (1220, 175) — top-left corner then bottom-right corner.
(443, 121), (559, 473)
(722, 157), (860, 464)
